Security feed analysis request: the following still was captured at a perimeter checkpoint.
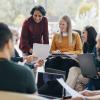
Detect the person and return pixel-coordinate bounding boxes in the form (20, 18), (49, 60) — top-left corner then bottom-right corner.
(75, 26), (98, 90)
(68, 34), (100, 99)
(19, 5), (49, 55)
(82, 26), (97, 53)
(50, 15), (82, 54)
(0, 22), (36, 94)
(50, 15), (82, 88)
(67, 26), (98, 90)
(65, 90), (100, 100)
(11, 28), (44, 68)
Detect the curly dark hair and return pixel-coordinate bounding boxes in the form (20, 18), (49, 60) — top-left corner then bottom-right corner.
(30, 5), (46, 16)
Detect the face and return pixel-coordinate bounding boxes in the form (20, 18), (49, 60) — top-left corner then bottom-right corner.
(59, 19), (67, 33)
(96, 37), (100, 49)
(33, 10), (43, 23)
(82, 29), (88, 43)
(96, 37), (100, 60)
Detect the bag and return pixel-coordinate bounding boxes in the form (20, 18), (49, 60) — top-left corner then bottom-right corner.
(45, 54), (79, 79)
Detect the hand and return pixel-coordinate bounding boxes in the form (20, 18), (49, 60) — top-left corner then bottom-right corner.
(80, 90), (95, 96)
(78, 74), (89, 85)
(34, 59), (44, 67)
(32, 53), (38, 61)
(52, 50), (61, 54)
(29, 48), (33, 54)
(23, 55), (38, 63)
(23, 55), (33, 63)
(98, 72), (100, 76)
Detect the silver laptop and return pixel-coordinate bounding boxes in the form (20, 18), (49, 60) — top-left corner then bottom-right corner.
(77, 53), (98, 79)
(37, 72), (65, 99)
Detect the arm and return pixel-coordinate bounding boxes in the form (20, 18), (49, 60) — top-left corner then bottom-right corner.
(19, 20), (31, 53)
(86, 95), (100, 100)
(43, 17), (49, 44)
(11, 57), (23, 62)
(26, 68), (37, 94)
(65, 90), (100, 100)
(50, 35), (57, 53)
(65, 96), (100, 100)
(81, 90), (100, 96)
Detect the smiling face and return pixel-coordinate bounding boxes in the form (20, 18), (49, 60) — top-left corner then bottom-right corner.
(33, 10), (43, 23)
(59, 19), (67, 33)
(96, 35), (100, 60)
(96, 35), (100, 49)
(82, 29), (88, 43)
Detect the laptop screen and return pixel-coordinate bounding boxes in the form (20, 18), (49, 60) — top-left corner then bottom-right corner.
(37, 72), (64, 99)
(77, 53), (97, 78)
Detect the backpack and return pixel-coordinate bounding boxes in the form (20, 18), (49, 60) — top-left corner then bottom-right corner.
(45, 54), (79, 80)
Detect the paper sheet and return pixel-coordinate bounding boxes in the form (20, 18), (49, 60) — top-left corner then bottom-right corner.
(33, 43), (50, 60)
(57, 78), (83, 98)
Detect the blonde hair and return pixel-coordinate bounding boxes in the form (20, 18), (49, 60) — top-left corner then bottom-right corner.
(59, 15), (72, 45)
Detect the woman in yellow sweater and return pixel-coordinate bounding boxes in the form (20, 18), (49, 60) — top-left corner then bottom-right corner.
(50, 15), (83, 89)
(50, 15), (82, 54)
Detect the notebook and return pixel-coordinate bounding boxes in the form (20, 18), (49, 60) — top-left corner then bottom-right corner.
(37, 72), (65, 99)
(33, 43), (50, 60)
(77, 53), (98, 79)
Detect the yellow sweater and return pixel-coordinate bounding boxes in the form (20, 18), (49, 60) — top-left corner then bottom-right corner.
(50, 32), (83, 54)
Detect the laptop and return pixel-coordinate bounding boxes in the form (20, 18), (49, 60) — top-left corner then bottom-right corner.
(33, 43), (50, 60)
(77, 53), (98, 79)
(45, 68), (66, 80)
(45, 68), (72, 98)
(37, 72), (65, 99)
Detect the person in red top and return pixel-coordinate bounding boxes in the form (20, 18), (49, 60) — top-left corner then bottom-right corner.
(19, 5), (49, 55)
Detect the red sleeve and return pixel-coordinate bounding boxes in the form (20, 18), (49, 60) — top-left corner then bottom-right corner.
(19, 20), (31, 53)
(42, 17), (49, 44)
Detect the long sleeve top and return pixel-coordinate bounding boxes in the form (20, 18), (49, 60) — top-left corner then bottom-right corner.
(19, 16), (49, 53)
(50, 32), (83, 54)
(11, 49), (23, 62)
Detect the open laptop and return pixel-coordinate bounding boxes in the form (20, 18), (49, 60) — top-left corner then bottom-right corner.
(45, 68), (72, 98)
(77, 53), (98, 79)
(37, 72), (66, 99)
(45, 68), (66, 80)
(33, 43), (50, 60)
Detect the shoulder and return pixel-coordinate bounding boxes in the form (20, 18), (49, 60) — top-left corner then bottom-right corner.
(53, 32), (61, 38)
(42, 17), (48, 24)
(42, 16), (48, 21)
(9, 60), (33, 74)
(23, 16), (33, 25)
(72, 31), (80, 38)
(72, 31), (78, 36)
